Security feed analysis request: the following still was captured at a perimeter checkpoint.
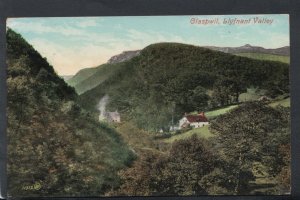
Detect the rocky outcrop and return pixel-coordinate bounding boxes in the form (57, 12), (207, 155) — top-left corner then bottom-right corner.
(107, 50), (141, 64)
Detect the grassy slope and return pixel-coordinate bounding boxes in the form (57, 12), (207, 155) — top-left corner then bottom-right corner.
(163, 97), (290, 143)
(67, 67), (98, 87)
(162, 104), (238, 143)
(239, 88), (266, 102)
(73, 63), (123, 94)
(269, 97), (290, 107)
(205, 97), (290, 121)
(115, 122), (157, 152)
(235, 53), (290, 64)
(163, 126), (214, 143)
(206, 105), (239, 119)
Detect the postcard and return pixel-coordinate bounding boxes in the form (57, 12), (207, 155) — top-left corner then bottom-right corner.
(5, 14), (290, 197)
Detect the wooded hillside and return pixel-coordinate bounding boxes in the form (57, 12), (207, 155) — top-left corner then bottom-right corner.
(6, 29), (134, 196)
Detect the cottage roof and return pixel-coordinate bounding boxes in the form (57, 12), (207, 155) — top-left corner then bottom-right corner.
(185, 114), (208, 123)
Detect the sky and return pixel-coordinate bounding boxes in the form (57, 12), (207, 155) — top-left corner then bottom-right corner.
(7, 14), (289, 76)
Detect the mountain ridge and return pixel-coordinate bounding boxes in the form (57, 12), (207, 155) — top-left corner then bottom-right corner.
(103, 44), (289, 65)
(67, 43), (289, 95)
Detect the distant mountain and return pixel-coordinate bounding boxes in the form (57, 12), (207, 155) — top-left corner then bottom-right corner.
(67, 63), (124, 94)
(67, 51), (141, 95)
(66, 50), (141, 95)
(61, 75), (73, 81)
(204, 44), (290, 56)
(66, 67), (98, 87)
(107, 50), (141, 64)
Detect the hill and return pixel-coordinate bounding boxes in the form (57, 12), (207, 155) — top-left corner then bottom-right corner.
(79, 42), (289, 131)
(69, 44), (289, 95)
(67, 63), (124, 94)
(6, 29), (134, 196)
(66, 67), (98, 88)
(61, 75), (73, 81)
(67, 50), (140, 95)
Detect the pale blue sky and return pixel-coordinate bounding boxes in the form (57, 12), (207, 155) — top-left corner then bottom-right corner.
(7, 15), (289, 75)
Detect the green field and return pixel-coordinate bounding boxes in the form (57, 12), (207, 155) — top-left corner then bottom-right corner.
(163, 125), (214, 143)
(205, 104), (238, 119)
(269, 97), (290, 107)
(204, 97), (290, 120)
(235, 53), (290, 64)
(239, 88), (266, 102)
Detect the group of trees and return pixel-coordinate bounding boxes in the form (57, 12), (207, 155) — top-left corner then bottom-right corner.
(210, 102), (290, 194)
(211, 77), (246, 107)
(80, 42), (289, 131)
(109, 102), (290, 195)
(111, 136), (216, 196)
(7, 29), (135, 196)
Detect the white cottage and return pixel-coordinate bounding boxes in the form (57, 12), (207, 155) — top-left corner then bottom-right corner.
(105, 111), (121, 123)
(179, 112), (209, 129)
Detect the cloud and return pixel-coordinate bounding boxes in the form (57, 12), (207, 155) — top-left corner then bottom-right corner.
(253, 29), (290, 48)
(125, 29), (187, 46)
(25, 28), (190, 75)
(8, 20), (87, 36)
(7, 16), (289, 75)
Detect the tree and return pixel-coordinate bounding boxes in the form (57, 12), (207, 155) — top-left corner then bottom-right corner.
(186, 86), (210, 112)
(210, 102), (290, 194)
(115, 135), (215, 196)
(157, 135), (215, 195)
(211, 77), (246, 107)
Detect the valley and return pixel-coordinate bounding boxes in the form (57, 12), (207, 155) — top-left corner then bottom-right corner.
(73, 42), (290, 195)
(7, 29), (291, 196)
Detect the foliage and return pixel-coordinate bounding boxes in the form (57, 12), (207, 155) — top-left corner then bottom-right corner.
(209, 102), (290, 194)
(79, 42), (289, 131)
(115, 122), (158, 153)
(211, 77), (246, 106)
(6, 29), (291, 197)
(275, 144), (291, 193)
(113, 135), (215, 196)
(7, 28), (134, 196)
